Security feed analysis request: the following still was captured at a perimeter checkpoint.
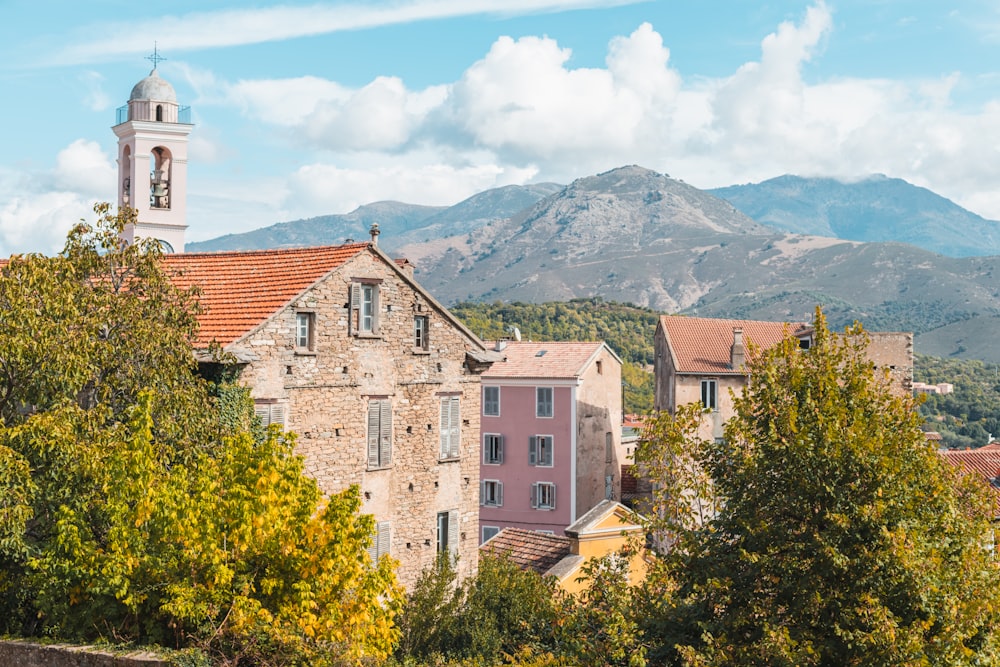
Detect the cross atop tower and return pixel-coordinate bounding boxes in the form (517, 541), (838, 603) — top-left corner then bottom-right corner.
(146, 42), (166, 69)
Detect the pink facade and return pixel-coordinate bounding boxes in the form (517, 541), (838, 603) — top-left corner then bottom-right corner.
(480, 382), (576, 535)
(479, 342), (624, 541)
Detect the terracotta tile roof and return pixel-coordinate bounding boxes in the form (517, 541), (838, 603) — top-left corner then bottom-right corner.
(660, 315), (807, 375)
(162, 244), (368, 347)
(483, 341), (609, 380)
(481, 527), (571, 575)
(939, 448), (1000, 516)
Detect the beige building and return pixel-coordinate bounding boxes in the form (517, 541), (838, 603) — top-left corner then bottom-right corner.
(654, 315), (913, 441)
(164, 237), (497, 587)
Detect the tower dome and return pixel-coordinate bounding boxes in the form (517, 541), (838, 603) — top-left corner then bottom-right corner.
(129, 68), (177, 103)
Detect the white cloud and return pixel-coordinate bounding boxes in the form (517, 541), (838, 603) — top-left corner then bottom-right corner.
(45, 0), (648, 65)
(51, 140), (117, 196)
(78, 71), (111, 112)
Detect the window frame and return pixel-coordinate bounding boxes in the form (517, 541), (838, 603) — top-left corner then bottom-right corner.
(481, 479), (503, 507)
(295, 310), (315, 352)
(483, 433), (504, 465)
(413, 315), (430, 352)
(529, 434), (554, 467)
(437, 509), (459, 555)
(701, 379), (718, 411)
(483, 385), (500, 417)
(349, 280), (381, 337)
(536, 386), (553, 418)
(531, 482), (556, 510)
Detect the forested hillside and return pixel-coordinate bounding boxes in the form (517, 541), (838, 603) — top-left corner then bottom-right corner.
(915, 354), (1000, 448)
(452, 300), (1000, 442)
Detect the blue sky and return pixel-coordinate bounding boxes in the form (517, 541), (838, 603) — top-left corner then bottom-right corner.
(2, 0), (999, 254)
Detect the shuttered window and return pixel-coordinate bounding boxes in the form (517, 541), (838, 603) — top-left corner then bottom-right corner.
(439, 396), (461, 459)
(349, 281), (380, 335)
(367, 399), (392, 468)
(528, 435), (553, 467)
(483, 386), (500, 416)
(480, 480), (503, 507)
(530, 482), (557, 510)
(536, 387), (553, 417)
(437, 510), (459, 555)
(366, 521), (391, 563)
(483, 434), (503, 464)
(254, 401), (286, 430)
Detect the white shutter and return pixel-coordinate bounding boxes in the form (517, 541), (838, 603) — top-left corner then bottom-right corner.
(367, 401), (381, 468)
(380, 399), (392, 466)
(529, 436), (537, 465)
(372, 285), (380, 333)
(270, 405), (285, 429)
(254, 403), (269, 425)
(447, 510), (459, 556)
(448, 397), (461, 459)
(439, 398), (449, 458)
(377, 521), (391, 559)
(350, 283), (361, 335)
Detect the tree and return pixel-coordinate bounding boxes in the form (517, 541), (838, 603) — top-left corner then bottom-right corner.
(643, 310), (1000, 666)
(0, 205), (403, 664)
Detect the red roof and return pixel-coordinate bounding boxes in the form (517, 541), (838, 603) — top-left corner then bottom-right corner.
(660, 315), (807, 374)
(163, 244), (368, 346)
(483, 341), (611, 380)
(939, 448), (1000, 516)
(481, 527), (571, 575)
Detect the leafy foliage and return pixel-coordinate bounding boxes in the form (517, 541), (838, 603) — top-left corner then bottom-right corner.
(0, 205), (403, 665)
(639, 310), (1000, 666)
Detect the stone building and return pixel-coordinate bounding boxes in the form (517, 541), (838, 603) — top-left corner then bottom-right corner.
(163, 237), (497, 587)
(654, 315), (913, 441)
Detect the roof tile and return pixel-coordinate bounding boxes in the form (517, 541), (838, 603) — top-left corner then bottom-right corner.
(483, 341), (606, 379)
(163, 244), (368, 346)
(481, 527), (571, 575)
(660, 315), (807, 374)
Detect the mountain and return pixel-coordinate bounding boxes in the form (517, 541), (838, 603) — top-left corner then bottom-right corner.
(185, 183), (561, 253)
(397, 166), (1000, 362)
(709, 174), (1000, 258)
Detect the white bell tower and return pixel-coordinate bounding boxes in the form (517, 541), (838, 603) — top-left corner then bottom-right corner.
(113, 48), (192, 253)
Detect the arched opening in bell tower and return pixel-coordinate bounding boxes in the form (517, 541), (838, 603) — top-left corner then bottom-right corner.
(120, 145), (132, 206)
(155, 104), (163, 121)
(149, 146), (172, 209)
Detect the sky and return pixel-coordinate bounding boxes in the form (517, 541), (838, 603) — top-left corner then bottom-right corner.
(2, 0), (1000, 255)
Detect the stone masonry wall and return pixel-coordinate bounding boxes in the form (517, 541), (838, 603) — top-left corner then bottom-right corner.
(0, 641), (169, 667)
(231, 248), (485, 587)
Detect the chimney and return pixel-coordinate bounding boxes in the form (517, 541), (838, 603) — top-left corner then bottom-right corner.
(369, 223), (380, 246)
(494, 340), (508, 352)
(731, 327), (745, 369)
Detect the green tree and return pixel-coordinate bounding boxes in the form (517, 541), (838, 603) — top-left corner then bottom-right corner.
(644, 310), (1000, 666)
(0, 205), (403, 664)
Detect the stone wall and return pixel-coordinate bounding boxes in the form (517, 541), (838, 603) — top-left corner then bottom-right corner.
(228, 248), (487, 587)
(0, 641), (169, 667)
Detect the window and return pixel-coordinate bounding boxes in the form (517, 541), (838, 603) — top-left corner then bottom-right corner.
(483, 386), (500, 417)
(349, 281), (380, 335)
(482, 526), (500, 544)
(536, 387), (553, 418)
(367, 399), (392, 468)
(366, 521), (391, 563)
(437, 510), (459, 555)
(484, 433), (504, 464)
(531, 482), (556, 510)
(596, 360), (603, 374)
(439, 396), (461, 459)
(414, 315), (429, 351)
(254, 401), (286, 429)
(529, 435), (553, 467)
(481, 480), (503, 507)
(295, 311), (314, 351)
(701, 379), (718, 411)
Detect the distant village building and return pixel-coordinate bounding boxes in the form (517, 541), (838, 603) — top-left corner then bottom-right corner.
(913, 381), (955, 395)
(479, 341), (623, 540)
(654, 315), (913, 441)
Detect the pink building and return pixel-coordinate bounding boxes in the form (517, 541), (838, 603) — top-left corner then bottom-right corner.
(479, 341), (623, 540)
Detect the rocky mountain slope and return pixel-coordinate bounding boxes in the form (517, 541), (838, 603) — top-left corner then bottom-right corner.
(709, 174), (1000, 257)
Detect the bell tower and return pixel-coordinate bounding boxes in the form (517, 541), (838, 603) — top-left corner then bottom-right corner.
(113, 48), (192, 253)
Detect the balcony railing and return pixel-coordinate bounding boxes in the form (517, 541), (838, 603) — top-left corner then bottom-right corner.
(115, 104), (192, 125)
